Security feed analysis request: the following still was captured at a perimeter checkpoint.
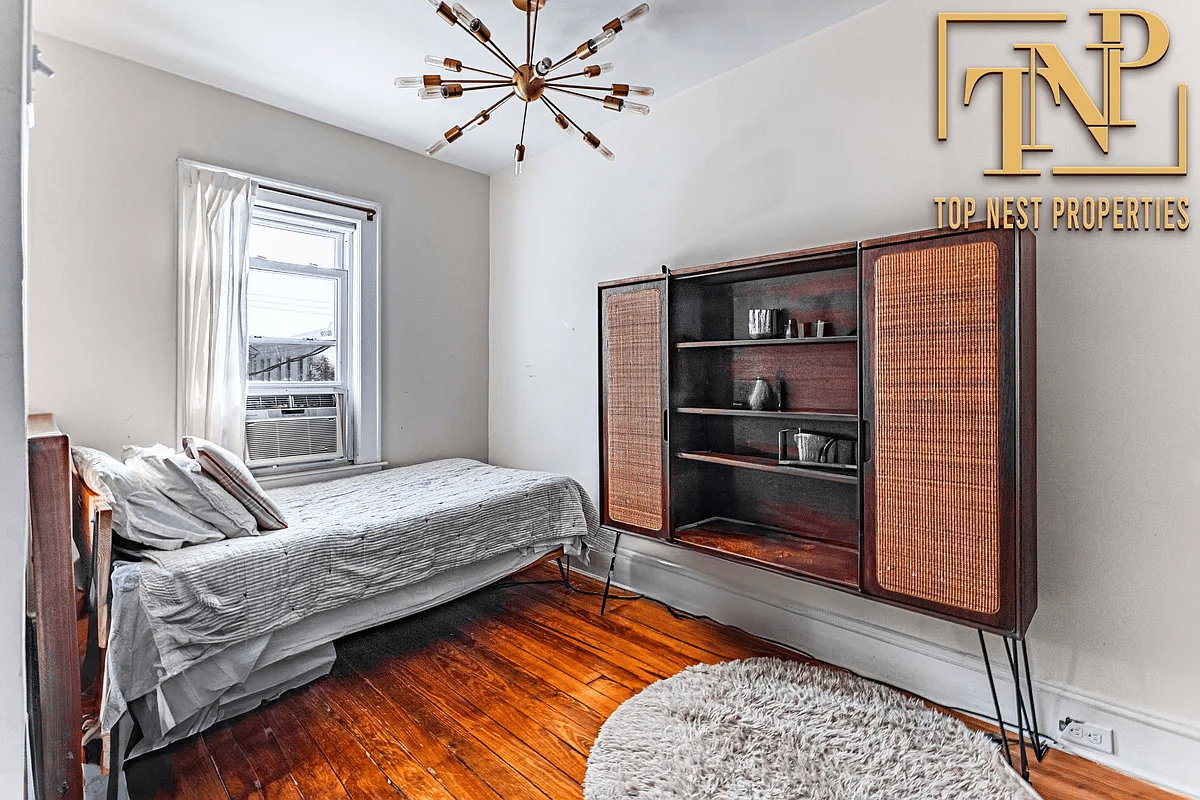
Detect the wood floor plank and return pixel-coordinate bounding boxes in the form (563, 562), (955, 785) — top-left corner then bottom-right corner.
(124, 736), (230, 800)
(339, 634), (555, 800)
(319, 662), (501, 800)
(124, 566), (1187, 800)
(258, 704), (353, 800)
(306, 673), (459, 800)
(202, 722), (267, 800)
(459, 616), (630, 720)
(607, 592), (807, 662)
(446, 599), (632, 711)
(446, 614), (614, 734)
(528, 578), (761, 664)
(227, 713), (305, 800)
(427, 636), (600, 765)
(483, 589), (691, 679)
(287, 684), (406, 799)
(461, 589), (651, 693)
(519, 581), (737, 668)
(362, 638), (581, 799)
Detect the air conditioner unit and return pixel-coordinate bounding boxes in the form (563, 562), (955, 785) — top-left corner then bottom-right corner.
(245, 392), (345, 467)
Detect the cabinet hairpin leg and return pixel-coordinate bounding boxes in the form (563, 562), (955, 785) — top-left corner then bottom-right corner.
(599, 531), (623, 616)
(978, 631), (1048, 782)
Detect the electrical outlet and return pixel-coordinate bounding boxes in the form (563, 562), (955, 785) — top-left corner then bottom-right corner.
(1059, 718), (1114, 753)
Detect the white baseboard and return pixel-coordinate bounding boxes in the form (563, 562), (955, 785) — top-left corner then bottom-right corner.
(576, 531), (1200, 799)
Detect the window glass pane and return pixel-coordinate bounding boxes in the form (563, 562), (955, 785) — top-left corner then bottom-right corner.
(248, 269), (339, 383)
(248, 344), (338, 382)
(249, 222), (339, 269)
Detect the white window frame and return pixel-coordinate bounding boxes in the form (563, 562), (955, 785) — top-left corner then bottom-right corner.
(176, 159), (382, 478)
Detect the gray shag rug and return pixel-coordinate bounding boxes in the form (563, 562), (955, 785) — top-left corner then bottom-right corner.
(584, 658), (1042, 800)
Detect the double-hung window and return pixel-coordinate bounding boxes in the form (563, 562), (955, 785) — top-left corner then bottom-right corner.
(244, 184), (381, 477)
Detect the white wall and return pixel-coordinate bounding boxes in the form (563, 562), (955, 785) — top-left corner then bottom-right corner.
(490, 0), (1200, 792)
(1, 0), (29, 795)
(27, 35), (491, 466)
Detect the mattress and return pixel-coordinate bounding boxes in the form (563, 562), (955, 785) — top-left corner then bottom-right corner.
(102, 458), (595, 733)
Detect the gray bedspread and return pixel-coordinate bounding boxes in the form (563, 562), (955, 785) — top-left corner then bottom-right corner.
(102, 458), (594, 730)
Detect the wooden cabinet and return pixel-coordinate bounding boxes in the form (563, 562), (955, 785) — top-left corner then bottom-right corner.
(599, 225), (1037, 636)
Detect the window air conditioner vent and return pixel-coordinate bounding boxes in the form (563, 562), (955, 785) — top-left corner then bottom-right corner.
(245, 393), (344, 467)
(247, 394), (293, 411)
(291, 394), (339, 409)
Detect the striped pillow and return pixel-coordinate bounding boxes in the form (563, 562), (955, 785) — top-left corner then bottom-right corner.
(181, 436), (288, 531)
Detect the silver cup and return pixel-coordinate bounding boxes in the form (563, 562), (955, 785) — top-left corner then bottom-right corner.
(748, 309), (778, 339)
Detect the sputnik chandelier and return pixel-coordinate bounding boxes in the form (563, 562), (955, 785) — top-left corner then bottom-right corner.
(396, 0), (653, 174)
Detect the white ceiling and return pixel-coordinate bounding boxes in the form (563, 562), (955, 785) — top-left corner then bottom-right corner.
(33, 0), (886, 175)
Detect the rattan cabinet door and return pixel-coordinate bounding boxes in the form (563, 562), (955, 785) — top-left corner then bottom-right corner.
(861, 227), (1036, 635)
(599, 278), (670, 537)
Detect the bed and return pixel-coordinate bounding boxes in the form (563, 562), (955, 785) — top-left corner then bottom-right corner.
(66, 445), (595, 791)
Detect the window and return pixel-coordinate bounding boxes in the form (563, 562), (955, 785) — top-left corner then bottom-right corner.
(247, 210), (348, 386)
(245, 184), (381, 473)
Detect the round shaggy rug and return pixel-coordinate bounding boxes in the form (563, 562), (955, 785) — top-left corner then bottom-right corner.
(583, 658), (1042, 800)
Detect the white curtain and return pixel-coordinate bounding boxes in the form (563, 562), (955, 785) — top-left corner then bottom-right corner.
(178, 166), (256, 456)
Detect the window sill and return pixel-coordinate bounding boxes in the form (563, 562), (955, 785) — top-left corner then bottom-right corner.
(254, 461), (387, 489)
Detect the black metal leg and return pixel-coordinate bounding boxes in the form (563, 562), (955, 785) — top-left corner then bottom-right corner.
(599, 531), (622, 616)
(1003, 637), (1031, 780)
(978, 630), (1014, 768)
(1021, 639), (1050, 760)
(979, 631), (1047, 783)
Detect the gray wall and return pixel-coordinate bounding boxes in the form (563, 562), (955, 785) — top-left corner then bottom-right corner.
(1, 0), (28, 791)
(489, 0), (1200, 789)
(27, 34), (491, 466)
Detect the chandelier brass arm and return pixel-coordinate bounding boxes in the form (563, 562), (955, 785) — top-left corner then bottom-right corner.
(399, 0), (652, 174)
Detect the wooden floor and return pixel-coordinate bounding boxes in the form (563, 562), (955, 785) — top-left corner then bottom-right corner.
(124, 563), (1183, 800)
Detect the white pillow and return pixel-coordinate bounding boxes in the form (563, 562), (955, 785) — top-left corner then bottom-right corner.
(70, 446), (226, 550)
(123, 447), (259, 538)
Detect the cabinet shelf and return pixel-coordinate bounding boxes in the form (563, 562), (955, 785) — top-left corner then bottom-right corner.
(676, 450), (858, 484)
(673, 517), (859, 588)
(676, 336), (857, 349)
(676, 407), (858, 423)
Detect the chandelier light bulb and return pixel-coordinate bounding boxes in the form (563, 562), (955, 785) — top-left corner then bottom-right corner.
(451, 3), (476, 25)
(395, 76), (425, 88)
(598, 62), (615, 74)
(462, 111), (489, 133)
(427, 138), (449, 156)
(423, 0), (441, 9)
(417, 84), (463, 99)
(620, 3), (650, 25)
(514, 143), (526, 176)
(535, 57), (553, 77)
(425, 55), (463, 72)
(590, 29), (617, 54)
(626, 85), (654, 97)
(598, 143), (616, 161)
(623, 100), (650, 116)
